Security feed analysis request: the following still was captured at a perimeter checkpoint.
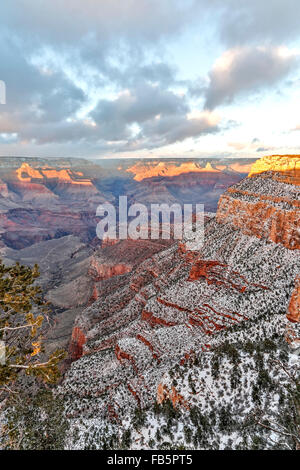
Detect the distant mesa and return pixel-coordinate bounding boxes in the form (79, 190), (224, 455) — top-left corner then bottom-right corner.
(126, 160), (253, 181)
(16, 162), (93, 186)
(126, 161), (220, 181)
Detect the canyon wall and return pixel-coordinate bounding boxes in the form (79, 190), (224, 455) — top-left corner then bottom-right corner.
(217, 156), (300, 250)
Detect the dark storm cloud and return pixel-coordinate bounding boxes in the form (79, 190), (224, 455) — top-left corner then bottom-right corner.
(203, 46), (298, 109)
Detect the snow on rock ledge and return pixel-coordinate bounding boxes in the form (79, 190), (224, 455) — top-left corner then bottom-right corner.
(216, 156), (300, 250)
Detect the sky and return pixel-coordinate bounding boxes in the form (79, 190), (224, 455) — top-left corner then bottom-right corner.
(0, 0), (300, 160)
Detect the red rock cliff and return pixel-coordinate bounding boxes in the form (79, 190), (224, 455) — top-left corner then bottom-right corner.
(88, 256), (132, 281)
(69, 327), (86, 361)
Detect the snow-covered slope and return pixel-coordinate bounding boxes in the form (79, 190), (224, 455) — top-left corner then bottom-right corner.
(60, 156), (300, 450)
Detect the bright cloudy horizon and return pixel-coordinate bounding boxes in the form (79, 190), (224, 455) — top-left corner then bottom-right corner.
(0, 0), (300, 160)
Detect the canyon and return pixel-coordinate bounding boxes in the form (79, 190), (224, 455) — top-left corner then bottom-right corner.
(0, 155), (298, 450)
(55, 155), (299, 450)
(0, 157), (253, 250)
(0, 156), (253, 363)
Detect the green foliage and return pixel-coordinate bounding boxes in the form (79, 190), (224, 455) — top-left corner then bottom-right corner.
(1, 389), (69, 450)
(0, 260), (65, 390)
(120, 429), (132, 449)
(132, 406), (146, 430)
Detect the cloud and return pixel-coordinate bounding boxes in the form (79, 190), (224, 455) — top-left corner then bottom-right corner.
(215, 0), (300, 46)
(227, 139), (277, 154)
(203, 46), (298, 109)
(89, 82), (220, 150)
(4, 1), (300, 50)
(0, 2), (204, 153)
(0, 133), (18, 144)
(256, 146), (275, 153)
(1, 1), (300, 156)
(0, 34), (87, 126)
(124, 111), (221, 150)
(0, 1), (203, 47)
(90, 83), (189, 141)
(228, 141), (247, 151)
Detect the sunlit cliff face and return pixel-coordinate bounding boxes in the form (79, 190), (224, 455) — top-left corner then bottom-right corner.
(126, 161), (253, 181)
(249, 155), (300, 184)
(16, 162), (93, 185)
(127, 162), (219, 181)
(16, 163), (43, 181)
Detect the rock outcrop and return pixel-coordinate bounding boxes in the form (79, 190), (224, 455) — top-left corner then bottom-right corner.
(69, 327), (87, 361)
(249, 155), (300, 181)
(89, 257), (132, 282)
(217, 156), (300, 250)
(157, 383), (189, 409)
(287, 276), (300, 323)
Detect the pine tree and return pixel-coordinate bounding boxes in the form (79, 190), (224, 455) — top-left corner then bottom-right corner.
(0, 260), (65, 395)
